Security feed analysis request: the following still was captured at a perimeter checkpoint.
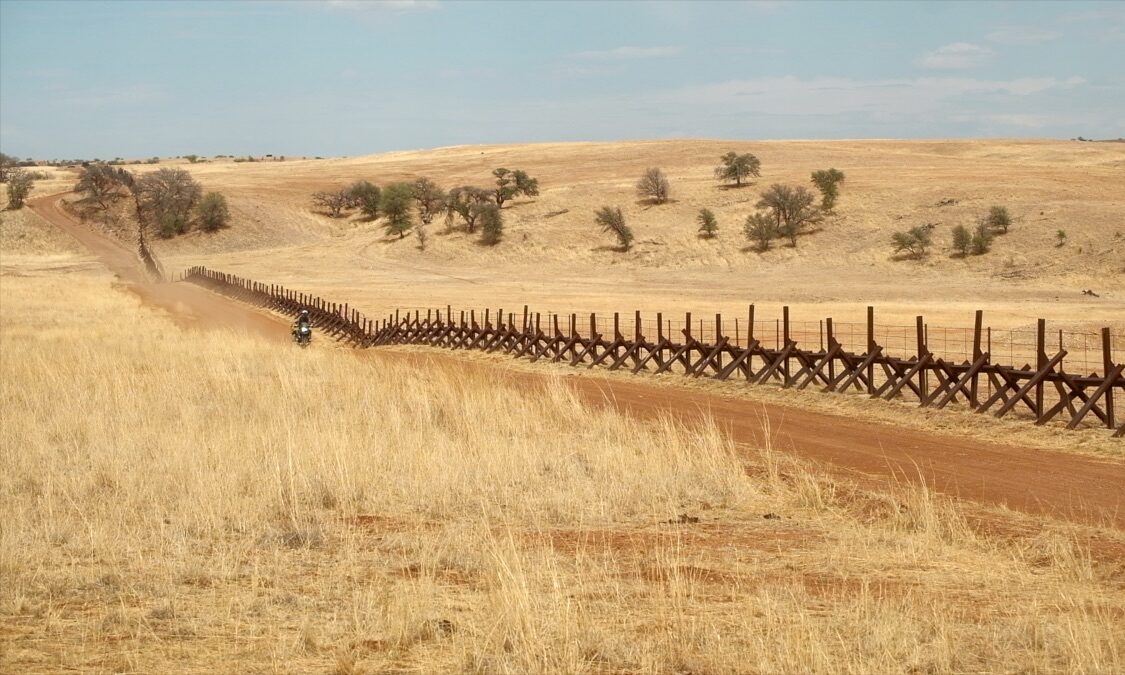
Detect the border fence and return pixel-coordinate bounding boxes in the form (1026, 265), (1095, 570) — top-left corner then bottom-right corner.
(180, 266), (1124, 438)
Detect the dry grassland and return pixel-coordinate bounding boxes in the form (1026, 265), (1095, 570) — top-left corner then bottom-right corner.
(2, 263), (1124, 672)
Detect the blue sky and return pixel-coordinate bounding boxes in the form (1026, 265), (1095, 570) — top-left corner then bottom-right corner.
(1, 0), (1122, 159)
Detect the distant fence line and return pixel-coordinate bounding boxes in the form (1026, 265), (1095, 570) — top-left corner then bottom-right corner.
(180, 266), (1124, 438)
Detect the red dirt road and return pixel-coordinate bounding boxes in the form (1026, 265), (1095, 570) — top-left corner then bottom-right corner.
(30, 193), (1125, 530)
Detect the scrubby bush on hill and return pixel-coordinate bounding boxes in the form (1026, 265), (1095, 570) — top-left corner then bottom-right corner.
(380, 182), (414, 239)
(492, 168), (539, 207)
(348, 180), (381, 219)
(5, 168), (34, 209)
(446, 186), (494, 233)
(971, 223), (993, 255)
(985, 205), (1011, 234)
(811, 168), (845, 210)
(757, 184), (821, 247)
(891, 226), (932, 259)
(136, 168), (202, 237)
(595, 206), (633, 251)
(744, 212), (778, 251)
(74, 163), (135, 215)
(697, 208), (718, 238)
(951, 225), (972, 257)
(714, 151), (761, 187)
(311, 189), (351, 217)
(636, 167), (670, 204)
(479, 203), (504, 245)
(195, 192), (230, 232)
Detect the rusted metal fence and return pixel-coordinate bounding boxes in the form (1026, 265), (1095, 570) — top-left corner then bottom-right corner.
(181, 266), (1124, 438)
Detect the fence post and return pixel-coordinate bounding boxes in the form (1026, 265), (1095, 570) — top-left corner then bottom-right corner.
(971, 310), (983, 407)
(782, 306), (791, 382)
(826, 317), (835, 382)
(1036, 319), (1047, 418)
(867, 306), (875, 396)
(1103, 327), (1115, 429)
(657, 312), (663, 342)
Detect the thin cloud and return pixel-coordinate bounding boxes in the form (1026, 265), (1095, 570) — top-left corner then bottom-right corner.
(324, 0), (440, 12)
(986, 25), (1060, 46)
(573, 46), (682, 60)
(914, 43), (992, 70)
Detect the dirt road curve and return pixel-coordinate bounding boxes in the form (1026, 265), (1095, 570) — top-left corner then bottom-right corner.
(30, 193), (1125, 529)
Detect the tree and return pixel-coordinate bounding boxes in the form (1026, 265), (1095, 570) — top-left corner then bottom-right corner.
(311, 190), (351, 217)
(492, 168), (539, 207)
(446, 186), (494, 232)
(810, 169), (845, 210)
(135, 168), (202, 236)
(412, 177), (446, 224)
(756, 184), (822, 247)
(195, 192), (230, 232)
(697, 208), (718, 238)
(479, 203), (504, 245)
(951, 224), (972, 257)
(714, 152), (761, 187)
(74, 163), (134, 212)
(595, 206), (633, 251)
(985, 205), (1011, 234)
(380, 182), (414, 239)
(0, 152), (15, 182)
(891, 226), (932, 259)
(184, 154), (200, 164)
(1055, 229), (1067, 247)
(971, 223), (993, 255)
(5, 168), (33, 209)
(636, 167), (670, 204)
(743, 212), (778, 251)
(348, 181), (381, 219)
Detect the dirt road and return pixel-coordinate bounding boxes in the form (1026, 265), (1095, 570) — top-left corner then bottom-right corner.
(30, 193), (1125, 530)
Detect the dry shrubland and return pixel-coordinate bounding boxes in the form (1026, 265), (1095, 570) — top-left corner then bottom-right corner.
(2, 269), (1124, 673)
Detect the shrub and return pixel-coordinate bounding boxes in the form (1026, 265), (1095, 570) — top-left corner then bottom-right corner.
(595, 206), (633, 251)
(891, 226), (932, 259)
(636, 167), (670, 204)
(380, 182), (414, 239)
(986, 205), (1011, 234)
(951, 225), (972, 257)
(810, 168), (845, 210)
(971, 223), (993, 255)
(757, 184), (821, 247)
(1055, 229), (1067, 247)
(412, 178), (446, 224)
(479, 203), (504, 245)
(5, 168), (34, 209)
(697, 209), (718, 238)
(348, 181), (381, 219)
(135, 168), (202, 230)
(446, 186), (493, 232)
(744, 211), (777, 251)
(492, 168), (539, 207)
(195, 192), (230, 232)
(311, 190), (350, 217)
(415, 223), (428, 251)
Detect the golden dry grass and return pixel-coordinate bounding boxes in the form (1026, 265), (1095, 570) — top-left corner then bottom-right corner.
(2, 263), (1123, 673)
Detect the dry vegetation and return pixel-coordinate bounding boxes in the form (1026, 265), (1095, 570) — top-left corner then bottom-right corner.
(2, 260), (1124, 672)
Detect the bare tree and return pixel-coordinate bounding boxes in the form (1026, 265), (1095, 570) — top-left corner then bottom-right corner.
(311, 190), (351, 218)
(5, 168), (33, 209)
(595, 206), (633, 251)
(135, 168), (202, 236)
(74, 163), (134, 213)
(715, 152), (761, 187)
(636, 167), (670, 204)
(412, 177), (446, 224)
(756, 184), (822, 247)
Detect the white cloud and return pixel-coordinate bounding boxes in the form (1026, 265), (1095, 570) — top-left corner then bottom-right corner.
(986, 25), (1060, 45)
(914, 42), (992, 69)
(573, 46), (682, 60)
(324, 0), (440, 12)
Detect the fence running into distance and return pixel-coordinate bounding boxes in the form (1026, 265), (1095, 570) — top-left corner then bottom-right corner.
(181, 266), (1124, 438)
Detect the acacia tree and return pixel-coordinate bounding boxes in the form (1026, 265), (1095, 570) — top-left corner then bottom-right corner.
(636, 167), (670, 204)
(412, 177), (446, 224)
(743, 211), (778, 251)
(714, 152), (761, 187)
(492, 168), (539, 207)
(0, 152), (15, 183)
(195, 192), (230, 232)
(756, 184), (822, 247)
(595, 206), (633, 251)
(891, 226), (931, 259)
(479, 203), (504, 245)
(951, 224), (972, 257)
(5, 168), (33, 209)
(810, 168), (845, 210)
(135, 168), (202, 236)
(446, 186), (493, 232)
(697, 208), (718, 238)
(348, 181), (381, 219)
(380, 182), (414, 239)
(74, 163), (134, 213)
(985, 205), (1011, 234)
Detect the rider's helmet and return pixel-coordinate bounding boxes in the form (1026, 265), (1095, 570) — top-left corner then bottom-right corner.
(299, 309), (310, 318)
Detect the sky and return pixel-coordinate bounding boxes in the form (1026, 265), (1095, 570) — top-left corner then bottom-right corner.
(1, 0), (1123, 159)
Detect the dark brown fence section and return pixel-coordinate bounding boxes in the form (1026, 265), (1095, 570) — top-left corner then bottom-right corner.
(181, 266), (1124, 438)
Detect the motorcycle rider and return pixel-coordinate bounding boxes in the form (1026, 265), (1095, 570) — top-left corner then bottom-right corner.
(292, 309), (312, 342)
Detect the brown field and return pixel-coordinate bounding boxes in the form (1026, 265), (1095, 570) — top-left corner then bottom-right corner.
(2, 139), (1124, 672)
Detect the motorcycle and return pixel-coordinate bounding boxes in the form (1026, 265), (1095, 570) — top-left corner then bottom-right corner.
(293, 323), (312, 348)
